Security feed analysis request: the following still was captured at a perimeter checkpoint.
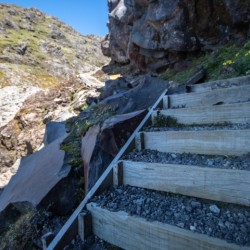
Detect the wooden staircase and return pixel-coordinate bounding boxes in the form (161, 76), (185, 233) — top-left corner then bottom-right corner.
(48, 76), (250, 250)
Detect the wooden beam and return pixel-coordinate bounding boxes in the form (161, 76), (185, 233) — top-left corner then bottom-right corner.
(138, 129), (250, 156)
(47, 89), (168, 250)
(113, 161), (123, 186)
(189, 75), (250, 93)
(152, 102), (250, 125)
(163, 85), (250, 109)
(86, 203), (248, 250)
(135, 132), (145, 150)
(78, 212), (92, 242)
(122, 161), (250, 206)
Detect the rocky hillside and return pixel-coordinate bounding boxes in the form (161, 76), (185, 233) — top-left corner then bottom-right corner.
(102, 0), (250, 73)
(0, 4), (109, 188)
(0, 3), (108, 88)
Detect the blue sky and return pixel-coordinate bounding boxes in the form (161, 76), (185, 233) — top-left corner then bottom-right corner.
(2, 0), (109, 36)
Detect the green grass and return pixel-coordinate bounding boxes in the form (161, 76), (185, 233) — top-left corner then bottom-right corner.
(0, 70), (9, 87)
(153, 114), (184, 128)
(161, 41), (250, 84)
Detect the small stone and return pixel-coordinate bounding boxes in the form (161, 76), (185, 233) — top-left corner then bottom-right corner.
(171, 153), (177, 158)
(116, 189), (123, 195)
(225, 221), (234, 230)
(191, 201), (201, 208)
(54, 98), (63, 104)
(209, 205), (220, 214)
(218, 221), (225, 228)
(207, 160), (214, 166)
(177, 222), (185, 228)
(223, 161), (230, 167)
(190, 225), (196, 231)
(185, 206), (192, 212)
(135, 198), (145, 206)
(244, 211), (250, 217)
(240, 225), (247, 233)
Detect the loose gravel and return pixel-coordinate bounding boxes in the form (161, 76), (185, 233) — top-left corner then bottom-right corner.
(123, 149), (250, 171)
(144, 122), (250, 132)
(82, 235), (122, 250)
(92, 185), (250, 246)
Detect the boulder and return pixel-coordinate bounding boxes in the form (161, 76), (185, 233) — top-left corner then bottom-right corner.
(100, 75), (169, 114)
(0, 135), (68, 213)
(100, 77), (131, 100)
(43, 121), (67, 145)
(82, 110), (146, 193)
(104, 0), (250, 72)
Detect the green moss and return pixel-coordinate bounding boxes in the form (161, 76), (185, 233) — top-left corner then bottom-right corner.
(32, 70), (60, 88)
(161, 41), (250, 84)
(60, 104), (115, 168)
(0, 70), (9, 87)
(153, 114), (184, 128)
(0, 211), (38, 250)
(81, 104), (88, 111)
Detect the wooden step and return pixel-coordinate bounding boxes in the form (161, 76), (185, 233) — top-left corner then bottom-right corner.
(114, 161), (250, 206)
(189, 75), (250, 93)
(163, 85), (250, 109)
(86, 202), (249, 250)
(135, 129), (250, 156)
(152, 102), (250, 125)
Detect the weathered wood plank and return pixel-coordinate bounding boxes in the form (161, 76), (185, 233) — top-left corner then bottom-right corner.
(163, 85), (250, 109)
(86, 203), (248, 250)
(78, 212), (92, 242)
(138, 129), (250, 156)
(190, 75), (250, 93)
(47, 89), (168, 250)
(121, 161), (250, 206)
(113, 161), (123, 186)
(152, 102), (250, 125)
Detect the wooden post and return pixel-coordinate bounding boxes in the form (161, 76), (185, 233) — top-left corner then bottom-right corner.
(78, 212), (92, 242)
(135, 132), (145, 150)
(163, 95), (170, 109)
(113, 161), (123, 186)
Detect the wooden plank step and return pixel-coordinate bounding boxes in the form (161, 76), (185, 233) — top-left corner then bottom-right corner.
(136, 129), (250, 156)
(189, 75), (250, 93)
(152, 102), (250, 125)
(86, 202), (249, 250)
(115, 161), (250, 206)
(163, 85), (250, 109)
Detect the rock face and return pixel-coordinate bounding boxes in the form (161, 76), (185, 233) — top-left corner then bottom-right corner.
(103, 0), (250, 72)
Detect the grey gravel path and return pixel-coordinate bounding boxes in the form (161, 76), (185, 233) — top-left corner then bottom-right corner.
(123, 149), (250, 171)
(92, 186), (250, 246)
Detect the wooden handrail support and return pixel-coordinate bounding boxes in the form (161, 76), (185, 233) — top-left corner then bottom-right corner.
(47, 89), (168, 250)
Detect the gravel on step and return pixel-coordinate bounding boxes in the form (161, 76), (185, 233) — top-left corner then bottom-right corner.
(83, 235), (122, 250)
(63, 234), (121, 250)
(123, 149), (250, 171)
(91, 185), (250, 246)
(144, 122), (250, 132)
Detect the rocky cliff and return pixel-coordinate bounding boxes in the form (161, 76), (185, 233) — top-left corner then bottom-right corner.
(102, 0), (250, 72)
